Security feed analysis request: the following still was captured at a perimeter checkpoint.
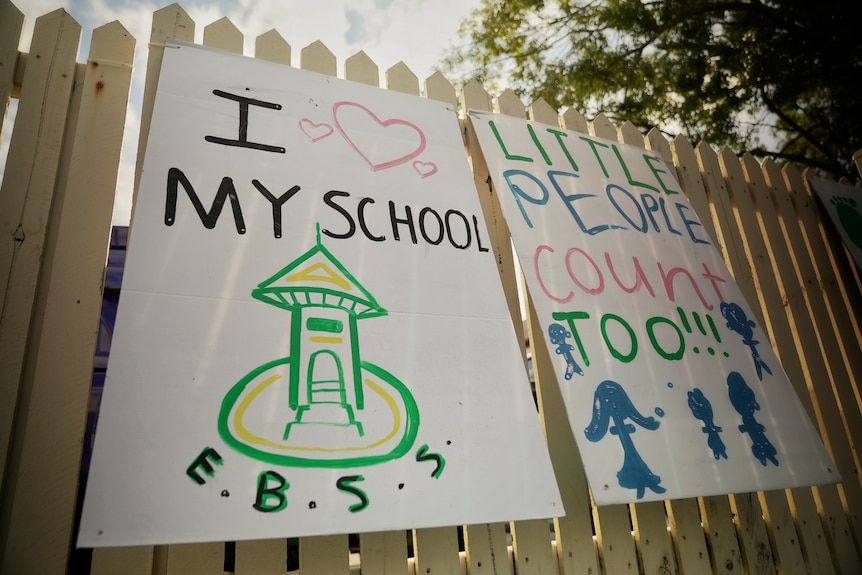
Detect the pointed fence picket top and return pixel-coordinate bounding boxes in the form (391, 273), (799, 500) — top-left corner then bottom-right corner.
(646, 128), (672, 163)
(617, 119), (642, 144)
(669, 136), (720, 248)
(562, 107), (588, 133)
(301, 39), (336, 76)
(132, 2), (194, 216)
(254, 29), (290, 65)
(344, 50), (378, 86)
(424, 71), (456, 107)
(462, 78), (492, 113)
(528, 97), (556, 125)
(589, 112), (616, 140)
(386, 61), (419, 95)
(0, 8), (80, 524)
(495, 89), (524, 118)
(203, 17), (242, 53)
(693, 140), (742, 273)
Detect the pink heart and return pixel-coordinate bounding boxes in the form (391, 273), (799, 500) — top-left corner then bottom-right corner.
(299, 119), (334, 142)
(412, 161), (438, 179)
(333, 101), (426, 171)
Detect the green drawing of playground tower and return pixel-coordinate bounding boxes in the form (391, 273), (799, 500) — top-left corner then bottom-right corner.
(254, 228), (385, 440)
(218, 226), (420, 467)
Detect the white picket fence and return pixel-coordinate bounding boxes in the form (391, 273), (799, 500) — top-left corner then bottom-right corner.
(1, 1), (861, 573)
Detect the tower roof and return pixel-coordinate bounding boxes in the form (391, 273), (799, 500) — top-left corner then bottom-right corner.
(252, 226), (386, 319)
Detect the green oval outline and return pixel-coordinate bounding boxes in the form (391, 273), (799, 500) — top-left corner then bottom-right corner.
(217, 357), (419, 468)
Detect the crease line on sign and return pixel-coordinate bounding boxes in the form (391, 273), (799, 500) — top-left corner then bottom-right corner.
(112, 290), (518, 323)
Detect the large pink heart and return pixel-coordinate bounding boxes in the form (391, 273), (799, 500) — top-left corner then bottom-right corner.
(333, 101), (426, 171)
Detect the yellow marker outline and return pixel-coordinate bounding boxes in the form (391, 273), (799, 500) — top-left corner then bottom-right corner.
(233, 374), (402, 453)
(284, 262), (352, 290)
(309, 336), (343, 344)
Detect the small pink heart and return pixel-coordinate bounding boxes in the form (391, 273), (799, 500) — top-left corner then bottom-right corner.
(299, 119), (334, 142)
(412, 161), (438, 179)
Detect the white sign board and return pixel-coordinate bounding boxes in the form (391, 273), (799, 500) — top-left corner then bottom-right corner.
(78, 43), (561, 547)
(808, 175), (862, 271)
(469, 110), (837, 505)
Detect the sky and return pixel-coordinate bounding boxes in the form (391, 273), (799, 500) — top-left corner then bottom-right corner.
(4, 0), (484, 226)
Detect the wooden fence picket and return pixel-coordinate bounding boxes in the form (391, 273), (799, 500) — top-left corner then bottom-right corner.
(457, 71), (524, 567)
(618, 123), (681, 575)
(0, 10), (136, 574)
(412, 526), (461, 575)
(254, 29), (290, 65)
(360, 530), (410, 575)
(345, 50), (378, 86)
(0, 9), (80, 506)
(522, 102), (601, 575)
(2, 2), (861, 573)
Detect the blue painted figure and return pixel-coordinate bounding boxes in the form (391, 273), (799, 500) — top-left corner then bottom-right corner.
(727, 371), (779, 466)
(548, 322), (583, 379)
(687, 388), (727, 460)
(585, 380), (666, 498)
(720, 302), (772, 380)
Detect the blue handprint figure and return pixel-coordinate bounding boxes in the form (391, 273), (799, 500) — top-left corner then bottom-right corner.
(687, 388), (727, 460)
(727, 371), (778, 466)
(721, 302), (772, 380)
(585, 380), (666, 498)
(548, 322), (583, 380)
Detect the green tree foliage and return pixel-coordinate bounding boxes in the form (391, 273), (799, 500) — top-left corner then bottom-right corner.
(445, 0), (861, 178)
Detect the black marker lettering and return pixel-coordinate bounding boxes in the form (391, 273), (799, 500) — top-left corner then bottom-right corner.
(389, 201), (417, 244)
(358, 197), (385, 241)
(336, 475), (370, 513)
(205, 89), (285, 153)
(419, 207), (444, 245)
(186, 446), (223, 485)
(252, 181), (300, 238)
(323, 190), (356, 239)
(445, 210), (471, 250)
(165, 168), (246, 233)
(253, 470), (289, 513)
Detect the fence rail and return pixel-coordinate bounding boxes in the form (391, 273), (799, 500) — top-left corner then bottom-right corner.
(1, 1), (861, 573)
